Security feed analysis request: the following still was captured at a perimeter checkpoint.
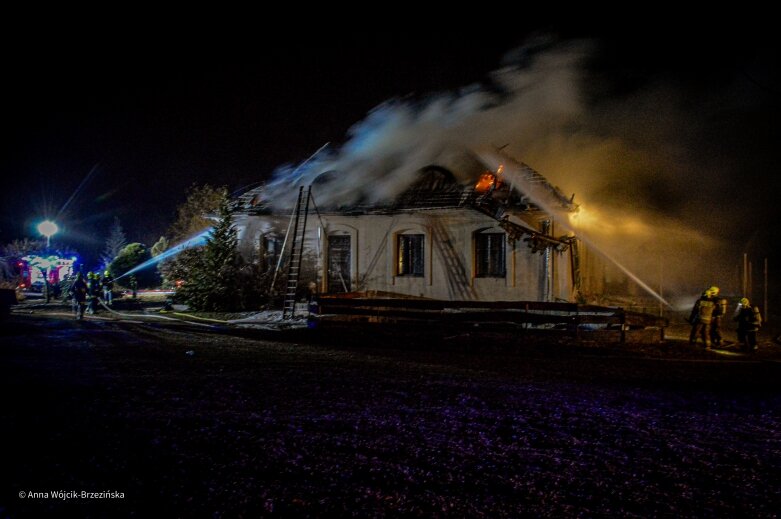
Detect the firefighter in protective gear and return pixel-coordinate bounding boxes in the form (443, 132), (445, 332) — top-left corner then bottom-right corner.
(709, 288), (727, 347)
(102, 270), (114, 306)
(734, 297), (762, 352)
(689, 290), (706, 343)
(67, 272), (88, 320)
(86, 272), (100, 314)
(689, 287), (718, 348)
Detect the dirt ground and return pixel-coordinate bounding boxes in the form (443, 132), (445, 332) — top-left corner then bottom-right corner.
(1, 306), (780, 517)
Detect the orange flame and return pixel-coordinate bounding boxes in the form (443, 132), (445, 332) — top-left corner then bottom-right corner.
(474, 166), (504, 194)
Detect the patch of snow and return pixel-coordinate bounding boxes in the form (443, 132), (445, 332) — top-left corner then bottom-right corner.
(229, 310), (286, 323)
(228, 310), (309, 330)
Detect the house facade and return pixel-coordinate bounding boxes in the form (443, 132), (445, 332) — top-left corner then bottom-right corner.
(232, 160), (606, 303)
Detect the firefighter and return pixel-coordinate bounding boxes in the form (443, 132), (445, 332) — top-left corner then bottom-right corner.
(688, 290), (706, 344)
(710, 290), (727, 347)
(689, 286), (718, 348)
(86, 272), (100, 314)
(734, 297), (762, 352)
(68, 272), (88, 320)
(102, 270), (114, 306)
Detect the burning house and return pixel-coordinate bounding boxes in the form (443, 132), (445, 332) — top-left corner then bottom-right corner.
(232, 150), (608, 306)
(230, 148), (668, 342)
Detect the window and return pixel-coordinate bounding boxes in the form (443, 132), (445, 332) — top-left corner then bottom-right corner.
(262, 235), (282, 271)
(397, 234), (424, 277)
(327, 235), (351, 293)
(475, 233), (506, 278)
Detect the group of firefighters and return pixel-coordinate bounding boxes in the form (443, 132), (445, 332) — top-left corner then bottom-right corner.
(66, 270), (114, 320)
(689, 286), (763, 352)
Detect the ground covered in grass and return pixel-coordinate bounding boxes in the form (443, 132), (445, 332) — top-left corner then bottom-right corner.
(1, 312), (780, 517)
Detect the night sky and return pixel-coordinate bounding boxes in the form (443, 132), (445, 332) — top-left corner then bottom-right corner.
(2, 25), (778, 271)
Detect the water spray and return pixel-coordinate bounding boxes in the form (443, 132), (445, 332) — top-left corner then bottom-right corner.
(114, 228), (212, 281)
(478, 149), (673, 308)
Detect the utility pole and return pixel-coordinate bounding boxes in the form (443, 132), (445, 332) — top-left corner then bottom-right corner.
(742, 253), (748, 296)
(659, 255), (663, 317)
(764, 257), (768, 324)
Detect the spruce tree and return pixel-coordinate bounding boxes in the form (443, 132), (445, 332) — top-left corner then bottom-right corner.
(178, 195), (243, 311)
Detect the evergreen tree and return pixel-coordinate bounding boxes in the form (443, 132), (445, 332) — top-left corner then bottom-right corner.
(177, 195), (244, 311)
(160, 183), (226, 290)
(101, 217), (127, 268)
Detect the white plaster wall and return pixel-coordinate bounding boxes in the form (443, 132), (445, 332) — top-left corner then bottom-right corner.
(233, 209), (574, 302)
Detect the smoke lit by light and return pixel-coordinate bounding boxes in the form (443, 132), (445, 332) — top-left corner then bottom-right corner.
(568, 206), (599, 230)
(568, 206), (651, 238)
(261, 37), (766, 300)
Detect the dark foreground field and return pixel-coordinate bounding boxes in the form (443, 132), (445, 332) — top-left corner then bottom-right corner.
(1, 313), (780, 517)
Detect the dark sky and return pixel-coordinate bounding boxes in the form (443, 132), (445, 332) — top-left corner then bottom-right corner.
(2, 24), (778, 268)
(0, 34), (526, 263)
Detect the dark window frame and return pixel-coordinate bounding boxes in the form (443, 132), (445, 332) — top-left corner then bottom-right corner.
(397, 234), (425, 277)
(327, 234), (352, 293)
(475, 232), (506, 278)
(262, 234), (282, 271)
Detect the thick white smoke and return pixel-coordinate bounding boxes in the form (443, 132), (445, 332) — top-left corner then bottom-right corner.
(265, 39), (588, 208)
(263, 37), (771, 302)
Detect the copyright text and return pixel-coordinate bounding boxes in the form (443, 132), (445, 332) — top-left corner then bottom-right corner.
(19, 490), (125, 500)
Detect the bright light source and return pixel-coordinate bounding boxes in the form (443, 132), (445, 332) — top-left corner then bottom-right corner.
(568, 206), (598, 228)
(37, 220), (58, 238)
(37, 220), (58, 248)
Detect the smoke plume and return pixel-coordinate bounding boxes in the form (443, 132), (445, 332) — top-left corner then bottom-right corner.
(265, 37), (777, 305)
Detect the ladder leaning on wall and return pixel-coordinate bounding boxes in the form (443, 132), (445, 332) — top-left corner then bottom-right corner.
(278, 185), (311, 319)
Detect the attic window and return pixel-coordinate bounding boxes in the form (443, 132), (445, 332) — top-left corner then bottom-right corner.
(397, 234), (424, 277)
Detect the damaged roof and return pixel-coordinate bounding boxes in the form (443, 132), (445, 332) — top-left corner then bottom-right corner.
(236, 161), (576, 218)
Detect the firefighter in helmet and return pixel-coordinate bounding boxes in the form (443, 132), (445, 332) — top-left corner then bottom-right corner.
(67, 272), (88, 320)
(102, 270), (114, 306)
(86, 272), (100, 314)
(709, 287), (727, 347)
(689, 286), (719, 349)
(734, 297), (762, 352)
(689, 289), (706, 344)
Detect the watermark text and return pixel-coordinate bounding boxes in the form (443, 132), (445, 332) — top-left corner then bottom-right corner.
(19, 490), (125, 500)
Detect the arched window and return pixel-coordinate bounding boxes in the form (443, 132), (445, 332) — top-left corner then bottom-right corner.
(327, 234), (352, 293)
(475, 232), (506, 278)
(397, 234), (425, 277)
